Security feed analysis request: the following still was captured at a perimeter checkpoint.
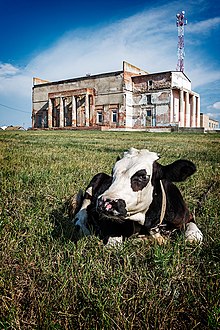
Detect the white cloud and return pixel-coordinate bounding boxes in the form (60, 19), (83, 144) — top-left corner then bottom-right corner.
(187, 17), (220, 34)
(26, 6), (177, 81)
(207, 101), (220, 111)
(23, 8), (220, 90)
(0, 72), (31, 98)
(207, 101), (220, 121)
(0, 63), (20, 76)
(206, 112), (220, 120)
(2, 3), (220, 85)
(187, 65), (220, 88)
(213, 101), (220, 110)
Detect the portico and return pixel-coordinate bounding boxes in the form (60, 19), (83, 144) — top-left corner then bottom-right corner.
(47, 88), (95, 128)
(171, 89), (200, 127)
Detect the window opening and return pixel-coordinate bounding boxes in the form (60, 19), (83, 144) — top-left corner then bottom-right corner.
(112, 110), (118, 123)
(147, 95), (152, 105)
(97, 111), (103, 123)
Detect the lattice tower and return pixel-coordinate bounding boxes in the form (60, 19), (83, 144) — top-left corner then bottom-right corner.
(176, 11), (187, 72)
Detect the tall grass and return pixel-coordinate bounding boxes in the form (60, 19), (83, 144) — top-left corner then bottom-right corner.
(0, 130), (219, 329)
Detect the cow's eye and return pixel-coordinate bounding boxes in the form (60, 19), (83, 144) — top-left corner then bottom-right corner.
(138, 173), (147, 180)
(130, 169), (150, 192)
(136, 169), (148, 179)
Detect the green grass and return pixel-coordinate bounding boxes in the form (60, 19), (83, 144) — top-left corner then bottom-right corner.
(0, 130), (219, 329)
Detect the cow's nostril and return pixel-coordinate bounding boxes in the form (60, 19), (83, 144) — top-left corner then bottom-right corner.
(105, 202), (112, 210)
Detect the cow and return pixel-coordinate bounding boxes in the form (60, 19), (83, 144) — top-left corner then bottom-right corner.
(70, 148), (203, 245)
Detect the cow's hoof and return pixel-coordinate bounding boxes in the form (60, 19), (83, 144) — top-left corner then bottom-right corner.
(106, 236), (123, 246)
(150, 232), (167, 245)
(185, 222), (203, 243)
(155, 234), (167, 245)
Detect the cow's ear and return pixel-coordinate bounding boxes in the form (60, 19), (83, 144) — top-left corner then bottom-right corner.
(161, 159), (196, 182)
(153, 160), (196, 182)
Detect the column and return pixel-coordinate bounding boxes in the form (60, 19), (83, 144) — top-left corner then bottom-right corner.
(63, 98), (66, 127)
(191, 95), (196, 127)
(72, 95), (76, 127)
(152, 105), (156, 126)
(185, 92), (190, 127)
(85, 93), (90, 126)
(179, 89), (184, 127)
(170, 91), (174, 123)
(59, 97), (64, 128)
(90, 94), (95, 126)
(196, 96), (200, 127)
(173, 91), (179, 124)
(48, 98), (53, 128)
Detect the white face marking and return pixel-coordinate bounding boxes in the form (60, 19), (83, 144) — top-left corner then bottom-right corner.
(100, 148), (159, 223)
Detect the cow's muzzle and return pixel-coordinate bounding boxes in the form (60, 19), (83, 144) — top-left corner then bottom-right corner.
(97, 196), (127, 218)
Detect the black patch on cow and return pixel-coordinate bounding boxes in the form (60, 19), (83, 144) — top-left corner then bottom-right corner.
(130, 169), (150, 192)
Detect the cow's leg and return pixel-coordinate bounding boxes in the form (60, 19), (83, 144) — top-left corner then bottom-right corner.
(185, 222), (203, 243)
(74, 210), (91, 236)
(73, 187), (93, 237)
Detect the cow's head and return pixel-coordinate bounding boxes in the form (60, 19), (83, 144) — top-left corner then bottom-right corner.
(96, 148), (196, 225)
(97, 148), (159, 223)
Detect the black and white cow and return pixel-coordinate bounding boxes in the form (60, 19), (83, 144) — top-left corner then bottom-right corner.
(71, 148), (203, 244)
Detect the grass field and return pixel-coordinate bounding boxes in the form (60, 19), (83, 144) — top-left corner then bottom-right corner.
(0, 130), (219, 329)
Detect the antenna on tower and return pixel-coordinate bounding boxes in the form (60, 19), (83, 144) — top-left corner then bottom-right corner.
(176, 10), (187, 72)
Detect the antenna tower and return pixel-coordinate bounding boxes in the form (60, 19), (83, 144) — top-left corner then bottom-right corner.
(176, 11), (187, 72)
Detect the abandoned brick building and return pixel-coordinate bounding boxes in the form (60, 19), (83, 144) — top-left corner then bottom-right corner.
(32, 61), (200, 129)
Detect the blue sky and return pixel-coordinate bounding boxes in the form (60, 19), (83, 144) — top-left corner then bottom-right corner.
(0, 0), (220, 128)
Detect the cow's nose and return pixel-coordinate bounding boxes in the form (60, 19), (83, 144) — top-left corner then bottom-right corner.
(97, 196), (112, 211)
(97, 196), (127, 217)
